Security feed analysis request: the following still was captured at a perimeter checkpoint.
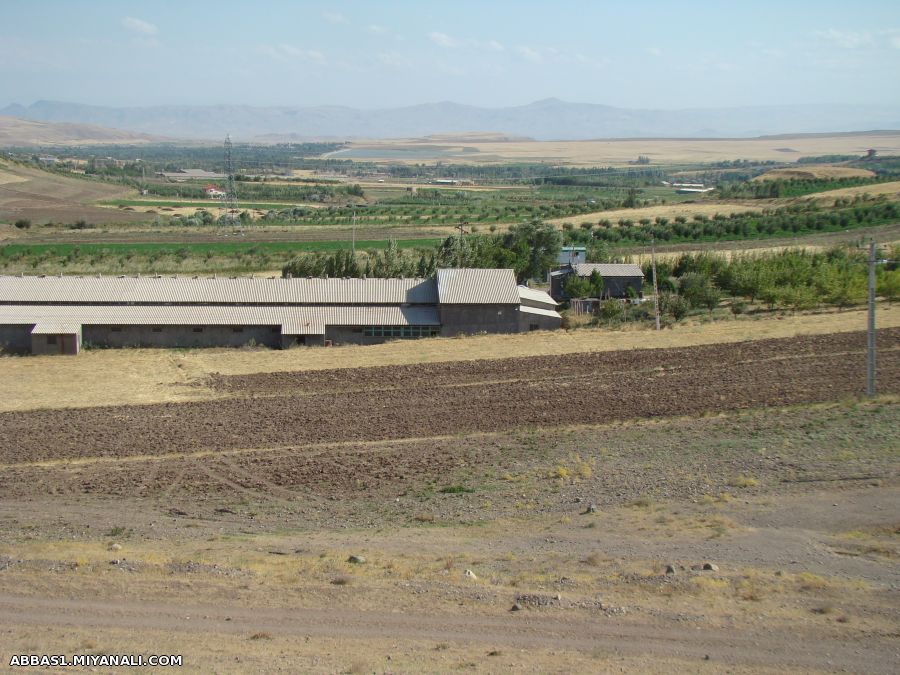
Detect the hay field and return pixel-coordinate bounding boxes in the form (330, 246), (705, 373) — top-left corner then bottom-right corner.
(807, 180), (900, 202)
(549, 201), (762, 226)
(336, 132), (900, 166)
(752, 166), (875, 181)
(2, 305), (896, 413)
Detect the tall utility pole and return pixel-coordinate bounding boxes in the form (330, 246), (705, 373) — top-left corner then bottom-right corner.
(867, 239), (877, 396)
(456, 222), (466, 267)
(351, 210), (357, 256)
(651, 238), (661, 331)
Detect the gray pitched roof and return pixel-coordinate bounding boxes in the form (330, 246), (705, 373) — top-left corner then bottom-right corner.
(435, 268), (519, 304)
(0, 275), (437, 305)
(572, 263), (644, 278)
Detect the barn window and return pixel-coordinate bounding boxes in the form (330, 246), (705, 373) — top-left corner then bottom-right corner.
(111, 326), (123, 332)
(232, 327), (244, 333)
(529, 323), (539, 331)
(192, 327), (204, 333)
(46, 335), (57, 345)
(363, 325), (439, 338)
(151, 326), (162, 333)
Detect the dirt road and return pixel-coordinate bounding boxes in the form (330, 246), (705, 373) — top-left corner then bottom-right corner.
(0, 591), (894, 673)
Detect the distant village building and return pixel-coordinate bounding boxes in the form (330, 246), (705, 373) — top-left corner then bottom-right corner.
(155, 169), (226, 181)
(204, 184), (226, 198)
(431, 179), (474, 186)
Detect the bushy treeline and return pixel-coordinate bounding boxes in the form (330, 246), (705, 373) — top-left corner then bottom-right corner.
(561, 199), (898, 247)
(146, 181), (364, 202)
(646, 247), (899, 315)
(716, 176), (885, 199)
(282, 221), (563, 281)
(22, 142), (342, 172)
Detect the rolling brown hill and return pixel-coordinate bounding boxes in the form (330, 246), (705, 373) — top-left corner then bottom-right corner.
(0, 116), (165, 147)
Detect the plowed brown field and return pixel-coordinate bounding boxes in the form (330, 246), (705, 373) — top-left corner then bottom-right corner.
(2, 329), (897, 469)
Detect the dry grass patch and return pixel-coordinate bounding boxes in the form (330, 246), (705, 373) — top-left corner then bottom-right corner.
(549, 201), (762, 227)
(341, 132), (900, 166)
(728, 475), (759, 488)
(752, 166), (875, 181)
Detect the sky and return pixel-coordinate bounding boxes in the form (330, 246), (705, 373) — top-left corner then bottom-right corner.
(2, 0), (900, 110)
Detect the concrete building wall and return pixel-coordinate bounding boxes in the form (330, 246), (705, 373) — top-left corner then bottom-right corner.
(82, 324), (282, 349)
(324, 326), (441, 346)
(551, 273), (643, 301)
(518, 313), (562, 332)
(439, 305), (520, 336)
(601, 276), (644, 299)
(31, 332), (80, 355)
(325, 327), (380, 346)
(0, 324), (33, 353)
(281, 333), (324, 348)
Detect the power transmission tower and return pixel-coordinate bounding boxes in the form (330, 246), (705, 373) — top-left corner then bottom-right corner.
(221, 134), (242, 235)
(867, 240), (876, 396)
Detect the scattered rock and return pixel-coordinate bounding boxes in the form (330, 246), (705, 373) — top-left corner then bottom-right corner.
(665, 564), (677, 576)
(515, 593), (560, 608)
(574, 497), (582, 504)
(586, 503), (597, 513)
(464, 569), (477, 580)
(702, 562), (719, 571)
(347, 555), (366, 564)
(510, 602), (523, 612)
(108, 543), (122, 552)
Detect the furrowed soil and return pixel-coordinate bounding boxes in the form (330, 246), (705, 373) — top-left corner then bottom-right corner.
(1, 328), (898, 673)
(1, 329), (896, 466)
(0, 161), (143, 225)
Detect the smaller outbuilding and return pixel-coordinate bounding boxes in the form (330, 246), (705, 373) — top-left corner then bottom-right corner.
(30, 322), (81, 355)
(550, 263), (645, 301)
(557, 246), (587, 266)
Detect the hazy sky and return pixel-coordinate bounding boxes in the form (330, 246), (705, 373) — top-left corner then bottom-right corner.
(2, 0), (900, 110)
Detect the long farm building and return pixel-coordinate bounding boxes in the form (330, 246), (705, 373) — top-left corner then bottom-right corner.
(0, 268), (560, 355)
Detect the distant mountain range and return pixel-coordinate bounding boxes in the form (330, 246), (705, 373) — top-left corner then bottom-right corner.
(3, 99), (900, 142)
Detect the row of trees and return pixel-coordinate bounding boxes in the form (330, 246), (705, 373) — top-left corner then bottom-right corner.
(646, 247), (899, 314)
(564, 200), (898, 246)
(715, 176), (885, 199)
(283, 221), (563, 282)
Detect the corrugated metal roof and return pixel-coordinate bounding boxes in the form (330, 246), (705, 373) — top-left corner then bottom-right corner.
(31, 322), (80, 334)
(0, 276), (438, 305)
(519, 305), (562, 319)
(0, 305), (440, 334)
(436, 268), (519, 304)
(572, 263), (644, 278)
(517, 285), (558, 309)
